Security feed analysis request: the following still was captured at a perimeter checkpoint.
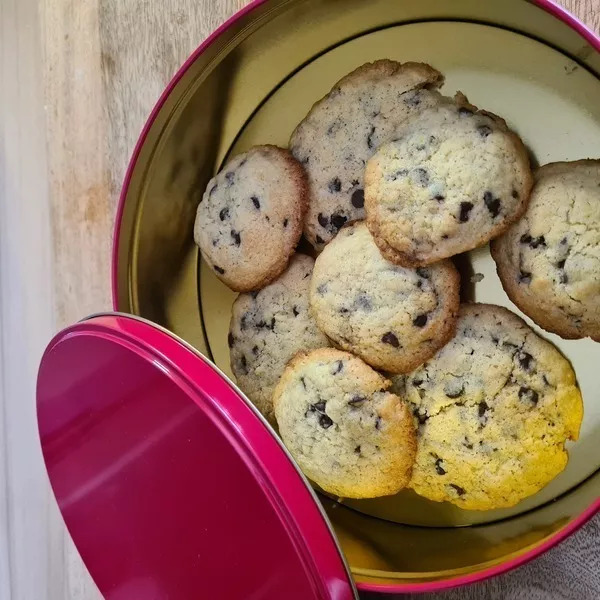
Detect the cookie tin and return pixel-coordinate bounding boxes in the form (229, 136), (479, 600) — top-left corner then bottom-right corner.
(39, 0), (599, 595)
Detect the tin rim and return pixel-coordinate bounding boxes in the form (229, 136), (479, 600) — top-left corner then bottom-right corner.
(111, 0), (600, 593)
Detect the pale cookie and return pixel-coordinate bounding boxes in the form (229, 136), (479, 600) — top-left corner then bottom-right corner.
(391, 303), (582, 511)
(310, 222), (460, 373)
(492, 160), (600, 341)
(194, 145), (307, 291)
(229, 254), (330, 422)
(273, 348), (416, 498)
(290, 60), (444, 249)
(365, 94), (533, 266)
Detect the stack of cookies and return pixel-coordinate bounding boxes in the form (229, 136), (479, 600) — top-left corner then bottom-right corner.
(194, 60), (595, 511)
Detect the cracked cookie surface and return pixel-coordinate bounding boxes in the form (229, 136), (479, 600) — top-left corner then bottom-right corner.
(273, 348), (416, 498)
(229, 254), (330, 422)
(391, 303), (583, 510)
(365, 94), (532, 266)
(310, 222), (460, 373)
(491, 160), (600, 341)
(289, 60), (444, 250)
(194, 145), (307, 291)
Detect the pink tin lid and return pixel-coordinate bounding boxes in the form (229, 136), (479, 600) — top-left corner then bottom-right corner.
(37, 313), (357, 600)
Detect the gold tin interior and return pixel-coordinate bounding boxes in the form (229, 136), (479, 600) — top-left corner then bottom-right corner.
(114, 0), (600, 585)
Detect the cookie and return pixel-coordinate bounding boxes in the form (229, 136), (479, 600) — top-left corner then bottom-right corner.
(392, 303), (583, 511)
(289, 60), (444, 249)
(365, 93), (533, 266)
(491, 160), (600, 341)
(229, 254), (330, 422)
(309, 221), (460, 373)
(194, 145), (308, 291)
(273, 348), (416, 498)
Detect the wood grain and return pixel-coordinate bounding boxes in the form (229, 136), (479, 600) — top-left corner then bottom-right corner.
(1, 1), (598, 598)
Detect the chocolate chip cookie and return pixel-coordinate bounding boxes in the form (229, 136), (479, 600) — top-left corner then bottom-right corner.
(365, 93), (533, 266)
(492, 160), (600, 341)
(273, 348), (416, 498)
(289, 60), (444, 250)
(194, 145), (307, 291)
(393, 303), (583, 511)
(229, 254), (330, 422)
(310, 221), (460, 373)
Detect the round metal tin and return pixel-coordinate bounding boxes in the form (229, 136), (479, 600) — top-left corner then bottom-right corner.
(111, 0), (600, 592)
(37, 314), (357, 600)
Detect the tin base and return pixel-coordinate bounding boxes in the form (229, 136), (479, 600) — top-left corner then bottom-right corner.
(115, 1), (600, 588)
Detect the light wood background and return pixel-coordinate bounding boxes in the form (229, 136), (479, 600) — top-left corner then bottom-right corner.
(1, 1), (598, 598)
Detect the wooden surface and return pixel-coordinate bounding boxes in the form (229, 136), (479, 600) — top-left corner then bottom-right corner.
(1, 0), (598, 598)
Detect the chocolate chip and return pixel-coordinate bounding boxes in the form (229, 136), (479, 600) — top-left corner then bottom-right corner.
(416, 268), (429, 279)
(367, 125), (376, 149)
(557, 259), (566, 269)
(292, 306), (299, 317)
(225, 171), (235, 185)
(231, 230), (241, 246)
(300, 377), (306, 390)
(339, 307), (349, 314)
(283, 218), (288, 228)
(312, 401), (326, 413)
(240, 355), (247, 373)
(270, 317), (276, 330)
(348, 395), (366, 407)
(381, 332), (400, 347)
(458, 106), (474, 116)
(416, 280), (422, 288)
(316, 235), (325, 245)
(434, 194), (445, 202)
(251, 196), (260, 209)
(240, 315), (247, 330)
(435, 458), (446, 475)
(518, 386), (539, 405)
(560, 272), (569, 284)
(478, 401), (489, 417)
(413, 314), (428, 327)
(560, 237), (568, 245)
(413, 168), (429, 186)
(518, 352), (533, 371)
(219, 207), (229, 221)
(478, 125), (492, 137)
(354, 445), (361, 454)
(520, 234), (532, 244)
(214, 265), (225, 274)
(351, 188), (365, 208)
(227, 332), (234, 348)
(512, 189), (519, 199)
(530, 235), (546, 249)
(252, 345), (259, 356)
(332, 360), (343, 375)
(255, 320), (268, 329)
(519, 271), (532, 284)
(459, 202), (474, 222)
(319, 414), (333, 429)
(483, 191), (501, 218)
(330, 213), (347, 230)
(329, 177), (342, 193)
(412, 378), (423, 387)
(209, 183), (218, 196)
(449, 484), (465, 496)
(317, 213), (329, 228)
(375, 416), (382, 430)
